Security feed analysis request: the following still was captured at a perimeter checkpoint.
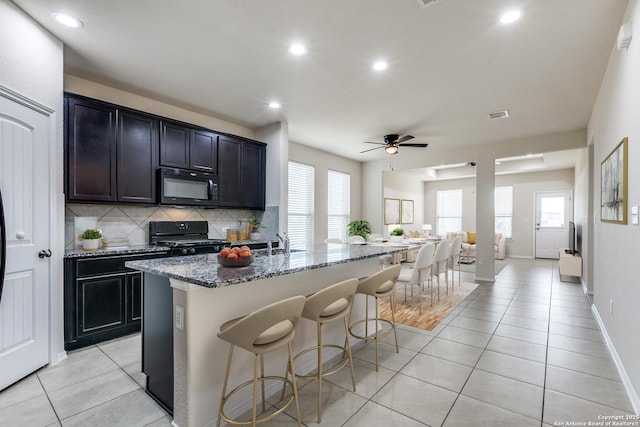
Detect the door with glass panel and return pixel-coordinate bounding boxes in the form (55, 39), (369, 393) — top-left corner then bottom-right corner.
(534, 191), (572, 259)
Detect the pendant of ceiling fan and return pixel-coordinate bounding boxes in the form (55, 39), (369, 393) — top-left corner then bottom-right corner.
(360, 133), (428, 154)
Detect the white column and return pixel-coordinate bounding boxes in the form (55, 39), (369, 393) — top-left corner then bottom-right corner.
(475, 156), (495, 281)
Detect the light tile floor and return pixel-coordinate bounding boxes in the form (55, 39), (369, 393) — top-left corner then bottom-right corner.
(1, 258), (637, 426)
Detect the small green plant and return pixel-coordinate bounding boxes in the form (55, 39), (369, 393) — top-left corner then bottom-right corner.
(81, 229), (102, 240)
(249, 216), (267, 232)
(347, 220), (371, 239)
(390, 227), (404, 236)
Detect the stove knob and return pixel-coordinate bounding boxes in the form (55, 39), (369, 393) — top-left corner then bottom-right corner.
(189, 248), (196, 254)
(181, 248), (188, 255)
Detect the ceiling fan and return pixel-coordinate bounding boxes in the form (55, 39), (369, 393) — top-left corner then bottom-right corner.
(360, 134), (428, 155)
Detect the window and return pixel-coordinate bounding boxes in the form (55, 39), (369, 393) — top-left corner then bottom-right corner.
(495, 186), (513, 238)
(327, 170), (350, 242)
(436, 189), (462, 235)
(288, 161), (314, 250)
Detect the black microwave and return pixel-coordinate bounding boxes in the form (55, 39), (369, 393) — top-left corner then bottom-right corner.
(158, 167), (219, 207)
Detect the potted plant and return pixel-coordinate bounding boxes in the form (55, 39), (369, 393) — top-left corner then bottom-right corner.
(390, 227), (404, 243)
(81, 229), (102, 251)
(248, 216), (267, 240)
(347, 220), (371, 240)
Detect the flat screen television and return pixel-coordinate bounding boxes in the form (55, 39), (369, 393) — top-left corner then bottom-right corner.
(568, 221), (576, 255)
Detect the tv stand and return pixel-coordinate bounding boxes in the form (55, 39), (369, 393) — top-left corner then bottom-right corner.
(558, 248), (582, 281)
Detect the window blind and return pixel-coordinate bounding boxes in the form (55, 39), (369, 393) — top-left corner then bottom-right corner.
(327, 170), (350, 242)
(495, 186), (513, 238)
(288, 161), (314, 250)
(436, 189), (462, 235)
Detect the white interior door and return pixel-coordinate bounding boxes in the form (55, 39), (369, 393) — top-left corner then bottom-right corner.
(0, 92), (51, 390)
(535, 191), (572, 259)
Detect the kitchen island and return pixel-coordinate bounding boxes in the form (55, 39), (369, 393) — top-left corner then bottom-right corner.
(126, 243), (407, 427)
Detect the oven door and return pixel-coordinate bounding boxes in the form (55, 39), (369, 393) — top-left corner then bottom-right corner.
(158, 167), (218, 207)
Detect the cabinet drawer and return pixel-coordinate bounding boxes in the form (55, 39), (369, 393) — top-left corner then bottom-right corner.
(76, 252), (168, 277)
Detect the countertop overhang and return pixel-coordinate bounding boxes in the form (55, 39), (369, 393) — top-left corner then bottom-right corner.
(125, 243), (411, 288)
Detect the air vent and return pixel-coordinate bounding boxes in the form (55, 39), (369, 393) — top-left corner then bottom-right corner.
(416, 0), (437, 8)
(488, 110), (509, 120)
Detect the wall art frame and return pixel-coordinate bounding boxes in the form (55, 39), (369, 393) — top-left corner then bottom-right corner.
(601, 137), (628, 224)
(384, 198), (400, 225)
(401, 199), (414, 224)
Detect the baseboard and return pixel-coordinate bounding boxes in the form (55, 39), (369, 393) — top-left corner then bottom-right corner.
(52, 351), (67, 366)
(506, 255), (535, 259)
(591, 305), (640, 415)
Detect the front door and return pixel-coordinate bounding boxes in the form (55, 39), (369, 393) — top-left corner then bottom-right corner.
(535, 191), (572, 259)
(0, 89), (51, 390)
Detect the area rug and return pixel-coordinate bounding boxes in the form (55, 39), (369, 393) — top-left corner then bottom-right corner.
(379, 281), (479, 331)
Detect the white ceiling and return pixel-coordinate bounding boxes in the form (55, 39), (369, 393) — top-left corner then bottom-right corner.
(12, 0), (628, 163)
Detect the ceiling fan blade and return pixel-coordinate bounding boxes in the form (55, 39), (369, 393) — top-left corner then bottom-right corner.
(362, 141), (386, 145)
(397, 143), (428, 148)
(396, 135), (415, 143)
(359, 146), (384, 154)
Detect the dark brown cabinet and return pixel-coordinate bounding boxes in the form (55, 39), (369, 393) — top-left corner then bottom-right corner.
(159, 120), (190, 169)
(66, 96), (117, 202)
(190, 128), (218, 173)
(117, 110), (158, 204)
(217, 135), (266, 209)
(65, 94), (158, 205)
(64, 251), (168, 350)
(217, 135), (242, 207)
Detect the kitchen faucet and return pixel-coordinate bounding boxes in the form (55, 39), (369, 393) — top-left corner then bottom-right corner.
(276, 232), (290, 254)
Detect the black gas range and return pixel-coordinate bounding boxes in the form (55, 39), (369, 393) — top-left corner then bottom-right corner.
(149, 221), (229, 256)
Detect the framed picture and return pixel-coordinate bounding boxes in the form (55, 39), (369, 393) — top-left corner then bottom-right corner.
(401, 199), (414, 224)
(601, 137), (628, 224)
(384, 198), (400, 224)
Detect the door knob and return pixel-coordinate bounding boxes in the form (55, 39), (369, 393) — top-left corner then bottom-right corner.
(38, 249), (52, 258)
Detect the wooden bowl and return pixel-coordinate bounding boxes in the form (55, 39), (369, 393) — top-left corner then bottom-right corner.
(217, 254), (255, 267)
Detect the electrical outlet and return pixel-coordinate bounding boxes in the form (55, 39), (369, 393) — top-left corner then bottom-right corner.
(176, 305), (184, 330)
(478, 258), (485, 265)
(610, 299), (614, 315)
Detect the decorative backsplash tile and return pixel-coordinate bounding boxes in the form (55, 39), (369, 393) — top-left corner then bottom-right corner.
(65, 204), (279, 249)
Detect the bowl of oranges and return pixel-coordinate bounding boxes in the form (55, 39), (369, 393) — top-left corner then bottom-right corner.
(217, 246), (255, 267)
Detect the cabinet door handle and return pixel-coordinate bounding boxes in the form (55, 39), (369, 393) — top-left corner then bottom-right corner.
(38, 249), (52, 258)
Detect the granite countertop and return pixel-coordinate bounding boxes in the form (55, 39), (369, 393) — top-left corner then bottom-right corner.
(64, 244), (170, 259)
(125, 243), (409, 288)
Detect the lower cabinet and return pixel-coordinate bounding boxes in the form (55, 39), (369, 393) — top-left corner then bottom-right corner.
(64, 251), (168, 351)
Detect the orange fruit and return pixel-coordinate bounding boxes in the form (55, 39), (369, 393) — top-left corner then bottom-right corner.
(219, 248), (231, 257)
(227, 253), (239, 260)
(240, 246), (250, 252)
(232, 247), (240, 254)
(239, 250), (252, 257)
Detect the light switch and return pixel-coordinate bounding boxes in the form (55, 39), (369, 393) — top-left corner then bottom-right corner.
(632, 206), (639, 225)
(176, 305), (184, 330)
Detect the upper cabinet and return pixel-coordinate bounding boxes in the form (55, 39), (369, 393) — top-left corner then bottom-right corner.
(65, 94), (158, 205)
(64, 93), (266, 209)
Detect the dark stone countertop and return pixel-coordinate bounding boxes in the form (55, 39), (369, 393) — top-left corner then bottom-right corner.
(64, 244), (170, 259)
(125, 243), (410, 288)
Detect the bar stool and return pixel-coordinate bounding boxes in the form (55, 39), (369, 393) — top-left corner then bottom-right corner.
(216, 295), (306, 427)
(348, 264), (402, 371)
(287, 278), (359, 423)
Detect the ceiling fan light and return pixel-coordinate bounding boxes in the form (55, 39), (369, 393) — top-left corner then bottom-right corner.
(385, 145), (398, 155)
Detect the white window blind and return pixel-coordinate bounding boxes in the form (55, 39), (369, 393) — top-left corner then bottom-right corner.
(495, 186), (513, 238)
(436, 189), (462, 236)
(288, 161), (314, 250)
(327, 170), (350, 242)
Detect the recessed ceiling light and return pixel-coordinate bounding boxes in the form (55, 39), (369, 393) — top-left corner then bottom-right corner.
(289, 43), (306, 56)
(373, 60), (388, 71)
(52, 12), (83, 28)
(268, 101), (281, 109)
(500, 10), (521, 24)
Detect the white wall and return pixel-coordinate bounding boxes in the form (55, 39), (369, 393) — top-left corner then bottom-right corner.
(0, 0), (65, 362)
(588, 0), (640, 411)
(423, 169), (574, 258)
(289, 142), (362, 243)
(382, 171), (425, 236)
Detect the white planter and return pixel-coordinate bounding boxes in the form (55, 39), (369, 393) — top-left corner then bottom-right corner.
(83, 238), (100, 251)
(390, 235), (404, 243)
(250, 232), (262, 241)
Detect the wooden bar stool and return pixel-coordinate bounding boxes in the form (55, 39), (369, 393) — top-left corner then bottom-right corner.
(216, 295), (306, 427)
(348, 264), (401, 371)
(287, 278), (359, 423)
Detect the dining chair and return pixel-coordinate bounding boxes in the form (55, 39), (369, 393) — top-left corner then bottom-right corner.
(396, 242), (435, 312)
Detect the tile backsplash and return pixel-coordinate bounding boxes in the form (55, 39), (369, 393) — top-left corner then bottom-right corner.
(65, 204), (279, 249)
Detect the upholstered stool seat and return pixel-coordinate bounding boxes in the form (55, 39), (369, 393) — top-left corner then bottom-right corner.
(348, 264), (402, 371)
(216, 295), (305, 427)
(287, 278), (359, 423)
